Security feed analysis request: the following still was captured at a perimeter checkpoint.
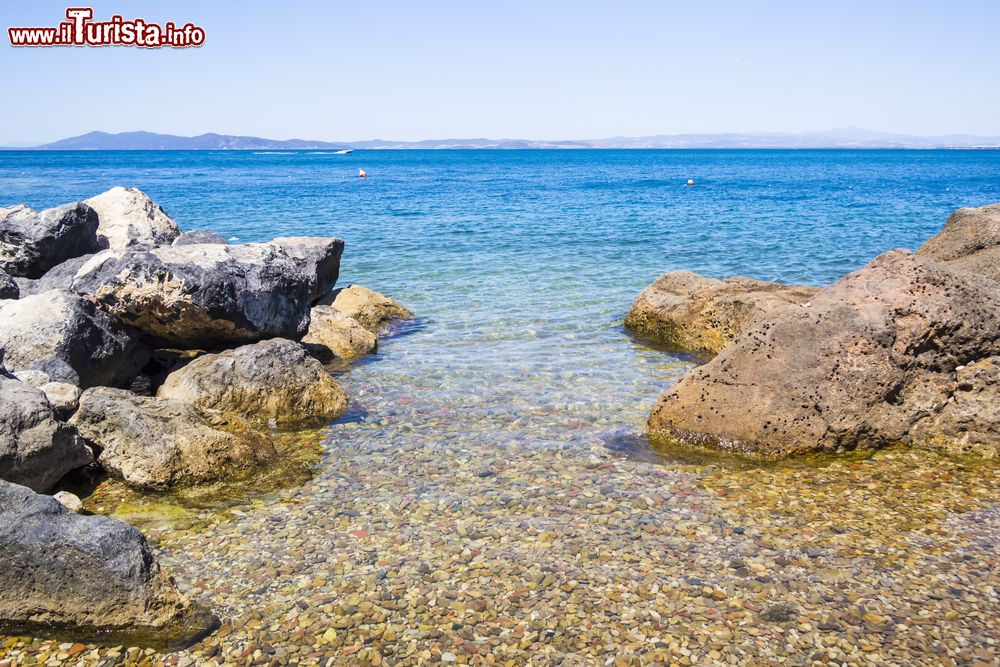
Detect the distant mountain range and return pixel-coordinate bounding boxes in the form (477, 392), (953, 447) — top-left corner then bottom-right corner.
(8, 128), (1000, 150)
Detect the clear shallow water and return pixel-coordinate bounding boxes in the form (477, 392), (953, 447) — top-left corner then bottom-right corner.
(3, 149), (1000, 458)
(5, 150), (1000, 663)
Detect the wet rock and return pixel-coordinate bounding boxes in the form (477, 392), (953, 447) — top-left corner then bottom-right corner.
(0, 290), (148, 388)
(301, 306), (377, 362)
(0, 375), (92, 493)
(172, 230), (228, 246)
(71, 387), (276, 490)
(649, 251), (1000, 457)
(0, 479), (216, 644)
(157, 338), (348, 427)
(318, 285), (413, 333)
(625, 271), (818, 355)
(270, 236), (344, 302)
(84, 186), (181, 250)
(70, 244), (314, 348)
(0, 269), (17, 299)
(13, 253), (96, 297)
(0, 203), (100, 278)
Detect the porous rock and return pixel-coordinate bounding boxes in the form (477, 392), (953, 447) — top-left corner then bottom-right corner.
(625, 271), (818, 355)
(648, 251), (1000, 458)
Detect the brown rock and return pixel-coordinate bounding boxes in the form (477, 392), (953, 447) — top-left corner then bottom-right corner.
(71, 387), (276, 490)
(301, 306), (377, 362)
(156, 338), (348, 427)
(917, 203), (1000, 282)
(625, 271), (818, 355)
(648, 251), (1000, 457)
(318, 285), (413, 333)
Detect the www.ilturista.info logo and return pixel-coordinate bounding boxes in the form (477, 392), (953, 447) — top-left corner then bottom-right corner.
(8, 7), (205, 48)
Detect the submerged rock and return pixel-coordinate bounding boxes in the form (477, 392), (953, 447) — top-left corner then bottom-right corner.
(649, 251), (1000, 458)
(271, 236), (345, 302)
(319, 284), (413, 333)
(0, 479), (216, 645)
(917, 203), (1000, 282)
(0, 203), (100, 278)
(84, 186), (181, 250)
(0, 290), (148, 388)
(0, 375), (92, 493)
(72, 387), (276, 490)
(172, 230), (228, 246)
(301, 305), (378, 362)
(157, 338), (348, 427)
(625, 271), (818, 355)
(70, 244), (314, 348)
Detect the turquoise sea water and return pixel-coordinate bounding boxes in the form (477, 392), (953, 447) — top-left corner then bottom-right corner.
(3, 149), (1000, 458)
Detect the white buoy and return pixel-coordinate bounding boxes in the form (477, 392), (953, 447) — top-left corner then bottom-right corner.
(359, 169), (367, 179)
(687, 179), (695, 186)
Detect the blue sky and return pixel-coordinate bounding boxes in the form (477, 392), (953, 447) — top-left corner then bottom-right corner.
(2, 0), (999, 143)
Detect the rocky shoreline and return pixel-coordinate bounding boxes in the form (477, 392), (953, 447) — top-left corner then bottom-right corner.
(1, 188), (412, 645)
(1, 193), (998, 665)
(627, 203), (1000, 460)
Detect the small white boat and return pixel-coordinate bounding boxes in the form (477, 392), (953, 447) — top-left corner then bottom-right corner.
(358, 169), (367, 178)
(335, 149), (353, 155)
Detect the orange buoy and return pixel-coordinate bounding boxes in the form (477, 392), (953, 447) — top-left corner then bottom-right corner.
(686, 179), (695, 186)
(359, 169), (367, 179)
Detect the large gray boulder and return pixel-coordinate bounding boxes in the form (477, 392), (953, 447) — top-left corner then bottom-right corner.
(271, 236), (345, 302)
(0, 290), (148, 387)
(648, 251), (1000, 458)
(917, 203), (1000, 282)
(71, 387), (276, 490)
(301, 305), (378, 362)
(0, 203), (100, 278)
(625, 271), (818, 355)
(70, 244), (314, 347)
(318, 284), (413, 333)
(84, 186), (181, 250)
(157, 338), (348, 427)
(0, 375), (92, 492)
(13, 253), (96, 297)
(0, 479), (216, 645)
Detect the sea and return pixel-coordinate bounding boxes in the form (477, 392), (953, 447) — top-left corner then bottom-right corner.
(3, 149), (1000, 459)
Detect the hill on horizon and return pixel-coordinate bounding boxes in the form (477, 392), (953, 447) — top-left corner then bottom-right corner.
(9, 128), (1000, 150)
